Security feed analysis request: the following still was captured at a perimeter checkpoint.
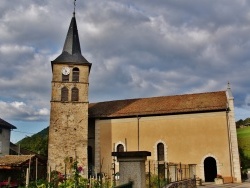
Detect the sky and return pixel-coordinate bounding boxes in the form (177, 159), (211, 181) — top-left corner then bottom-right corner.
(0, 0), (250, 143)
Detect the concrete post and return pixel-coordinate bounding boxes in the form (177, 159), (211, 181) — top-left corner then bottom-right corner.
(112, 151), (151, 188)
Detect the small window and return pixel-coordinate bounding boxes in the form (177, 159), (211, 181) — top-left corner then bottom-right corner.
(72, 67), (79, 82)
(0, 129), (2, 134)
(117, 144), (124, 152)
(62, 74), (69, 82)
(71, 87), (79, 101)
(61, 87), (68, 101)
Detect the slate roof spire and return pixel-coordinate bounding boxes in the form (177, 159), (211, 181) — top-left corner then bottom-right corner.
(52, 10), (91, 65)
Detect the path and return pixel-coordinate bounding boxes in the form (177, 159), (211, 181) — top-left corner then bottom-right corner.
(197, 181), (250, 188)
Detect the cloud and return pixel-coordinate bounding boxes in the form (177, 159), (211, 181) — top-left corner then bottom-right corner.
(0, 0), (250, 127)
(0, 101), (49, 121)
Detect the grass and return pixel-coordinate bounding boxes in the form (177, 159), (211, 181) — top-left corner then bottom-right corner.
(237, 126), (250, 158)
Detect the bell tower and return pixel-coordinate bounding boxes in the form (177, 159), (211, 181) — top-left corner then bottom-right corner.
(48, 11), (91, 175)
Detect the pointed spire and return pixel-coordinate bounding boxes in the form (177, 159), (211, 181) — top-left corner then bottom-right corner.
(62, 14), (81, 55)
(52, 10), (91, 65)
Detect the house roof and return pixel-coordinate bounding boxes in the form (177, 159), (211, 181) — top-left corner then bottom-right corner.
(0, 118), (16, 130)
(89, 91), (228, 118)
(0, 155), (35, 167)
(9, 143), (47, 161)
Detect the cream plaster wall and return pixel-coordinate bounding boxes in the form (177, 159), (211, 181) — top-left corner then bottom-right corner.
(95, 120), (112, 175)
(96, 111), (234, 181)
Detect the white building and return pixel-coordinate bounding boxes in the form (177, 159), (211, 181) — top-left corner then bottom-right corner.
(0, 118), (16, 156)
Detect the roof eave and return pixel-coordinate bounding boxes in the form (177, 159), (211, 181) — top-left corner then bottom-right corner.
(89, 108), (228, 119)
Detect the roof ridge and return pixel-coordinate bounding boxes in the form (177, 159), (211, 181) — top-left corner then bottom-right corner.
(89, 90), (225, 105)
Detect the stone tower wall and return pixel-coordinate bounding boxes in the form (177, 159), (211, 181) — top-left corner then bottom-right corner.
(48, 64), (89, 176)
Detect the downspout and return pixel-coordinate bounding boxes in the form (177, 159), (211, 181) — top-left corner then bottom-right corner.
(137, 116), (141, 151)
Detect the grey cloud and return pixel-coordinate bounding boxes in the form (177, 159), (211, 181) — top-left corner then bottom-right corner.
(0, 101), (49, 121)
(0, 0), (250, 124)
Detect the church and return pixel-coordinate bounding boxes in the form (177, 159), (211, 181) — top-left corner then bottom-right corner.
(48, 11), (241, 183)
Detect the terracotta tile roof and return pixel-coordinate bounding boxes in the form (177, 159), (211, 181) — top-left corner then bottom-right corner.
(0, 118), (16, 129)
(0, 155), (35, 167)
(89, 91), (227, 118)
(9, 143), (48, 161)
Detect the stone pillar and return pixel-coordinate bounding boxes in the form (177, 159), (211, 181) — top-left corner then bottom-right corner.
(169, 164), (177, 182)
(112, 151), (151, 188)
(226, 84), (242, 183)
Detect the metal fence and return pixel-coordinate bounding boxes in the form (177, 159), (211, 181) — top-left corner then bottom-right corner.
(146, 160), (196, 188)
(87, 160), (196, 188)
(164, 179), (196, 188)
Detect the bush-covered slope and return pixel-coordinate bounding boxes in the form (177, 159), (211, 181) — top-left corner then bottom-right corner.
(17, 127), (49, 156)
(237, 126), (250, 158)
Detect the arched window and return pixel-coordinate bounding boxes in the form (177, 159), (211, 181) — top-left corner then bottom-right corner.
(117, 144), (124, 152)
(71, 87), (79, 101)
(61, 87), (68, 101)
(157, 143), (165, 178)
(157, 143), (164, 161)
(72, 67), (79, 82)
(62, 74), (69, 82)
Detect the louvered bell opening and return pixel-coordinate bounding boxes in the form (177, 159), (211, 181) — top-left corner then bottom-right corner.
(71, 87), (79, 101)
(62, 74), (69, 82)
(72, 68), (79, 82)
(61, 87), (69, 101)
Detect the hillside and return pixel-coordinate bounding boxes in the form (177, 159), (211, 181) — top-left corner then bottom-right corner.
(237, 126), (250, 157)
(17, 127), (49, 156)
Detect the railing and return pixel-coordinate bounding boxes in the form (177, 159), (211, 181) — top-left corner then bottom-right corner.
(114, 181), (133, 188)
(164, 179), (196, 188)
(87, 160), (196, 188)
(146, 160), (197, 188)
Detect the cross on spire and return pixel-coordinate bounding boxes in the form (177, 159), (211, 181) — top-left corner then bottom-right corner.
(227, 81), (231, 89)
(73, 0), (76, 16)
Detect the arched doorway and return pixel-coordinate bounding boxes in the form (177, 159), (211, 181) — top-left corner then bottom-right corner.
(204, 157), (217, 182)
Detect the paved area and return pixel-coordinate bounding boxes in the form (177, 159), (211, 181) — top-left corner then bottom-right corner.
(197, 181), (250, 188)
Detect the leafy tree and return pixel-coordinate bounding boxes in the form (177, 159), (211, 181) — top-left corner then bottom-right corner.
(236, 119), (244, 128)
(236, 117), (250, 128)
